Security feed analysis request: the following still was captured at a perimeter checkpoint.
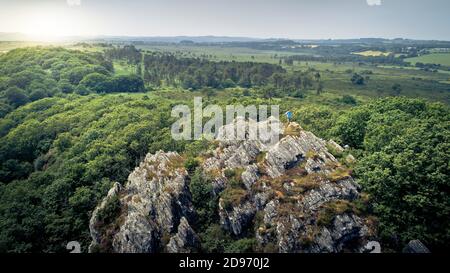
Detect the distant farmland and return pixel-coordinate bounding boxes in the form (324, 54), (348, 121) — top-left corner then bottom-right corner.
(353, 50), (391, 57)
(406, 53), (450, 66)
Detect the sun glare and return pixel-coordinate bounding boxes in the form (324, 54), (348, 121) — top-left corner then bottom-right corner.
(20, 7), (88, 40)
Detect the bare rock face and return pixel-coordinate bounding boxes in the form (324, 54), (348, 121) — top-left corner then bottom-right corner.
(89, 151), (199, 253)
(263, 132), (338, 178)
(166, 217), (201, 253)
(219, 201), (256, 236)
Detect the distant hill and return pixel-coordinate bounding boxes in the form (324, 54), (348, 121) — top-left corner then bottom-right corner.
(1, 32), (449, 44)
(0, 33), (264, 43)
(91, 35), (264, 43)
(0, 32), (30, 41)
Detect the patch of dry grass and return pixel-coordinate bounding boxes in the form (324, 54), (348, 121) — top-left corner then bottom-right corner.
(283, 122), (302, 137)
(327, 166), (352, 182)
(317, 200), (358, 227)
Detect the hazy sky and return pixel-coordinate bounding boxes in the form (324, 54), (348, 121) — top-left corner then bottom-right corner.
(1, 0), (449, 40)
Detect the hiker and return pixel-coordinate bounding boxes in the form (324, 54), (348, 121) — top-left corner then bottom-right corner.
(285, 111), (293, 122)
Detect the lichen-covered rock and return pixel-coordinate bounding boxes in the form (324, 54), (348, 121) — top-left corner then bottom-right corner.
(89, 182), (122, 252)
(264, 132), (338, 178)
(300, 178), (360, 211)
(209, 120), (375, 253)
(307, 214), (369, 253)
(203, 141), (261, 172)
(89, 151), (198, 253)
(166, 217), (200, 253)
(219, 201), (256, 236)
(241, 164), (259, 190)
(216, 116), (283, 151)
(328, 140), (344, 153)
(90, 119), (377, 253)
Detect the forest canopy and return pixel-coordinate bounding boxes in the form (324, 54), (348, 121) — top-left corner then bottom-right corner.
(0, 47), (145, 117)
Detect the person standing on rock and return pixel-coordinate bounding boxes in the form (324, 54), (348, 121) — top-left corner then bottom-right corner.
(285, 111), (293, 122)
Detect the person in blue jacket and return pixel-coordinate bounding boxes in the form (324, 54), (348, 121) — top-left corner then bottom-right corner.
(285, 111), (293, 122)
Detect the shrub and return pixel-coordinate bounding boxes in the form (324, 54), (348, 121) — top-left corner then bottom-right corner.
(220, 187), (248, 211)
(184, 157), (199, 174)
(225, 238), (256, 253)
(97, 195), (121, 225)
(199, 224), (232, 253)
(224, 169), (236, 179)
(341, 95), (357, 105)
(351, 73), (365, 85)
(5, 87), (29, 107)
(190, 170), (218, 231)
(317, 200), (357, 227)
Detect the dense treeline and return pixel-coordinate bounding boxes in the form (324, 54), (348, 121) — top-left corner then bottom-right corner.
(143, 52), (287, 89)
(0, 93), (447, 252)
(415, 62), (450, 72)
(331, 98), (449, 251)
(142, 52), (320, 94)
(105, 45), (142, 65)
(104, 46), (315, 92)
(0, 94), (186, 252)
(0, 48), (145, 118)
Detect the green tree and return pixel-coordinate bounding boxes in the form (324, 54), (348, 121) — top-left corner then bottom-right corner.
(335, 97), (450, 251)
(356, 120), (449, 250)
(113, 75), (145, 93)
(4, 87), (29, 107)
(316, 81), (324, 95)
(333, 109), (370, 148)
(79, 73), (115, 93)
(0, 102), (12, 118)
(190, 170), (218, 231)
(351, 73), (365, 85)
(58, 80), (75, 94)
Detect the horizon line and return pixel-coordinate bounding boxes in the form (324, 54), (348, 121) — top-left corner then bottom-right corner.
(1, 32), (450, 43)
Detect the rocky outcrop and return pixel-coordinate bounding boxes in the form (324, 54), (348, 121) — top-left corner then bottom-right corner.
(166, 217), (201, 253)
(202, 121), (377, 253)
(89, 151), (199, 253)
(89, 182), (122, 252)
(219, 201), (256, 236)
(263, 132), (338, 178)
(90, 119), (378, 253)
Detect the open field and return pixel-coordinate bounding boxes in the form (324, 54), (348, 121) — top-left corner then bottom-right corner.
(353, 50), (391, 57)
(300, 62), (450, 103)
(113, 60), (138, 75)
(1, 41), (448, 104)
(130, 44), (450, 104)
(405, 53), (450, 66)
(136, 44), (309, 64)
(0, 41), (53, 53)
